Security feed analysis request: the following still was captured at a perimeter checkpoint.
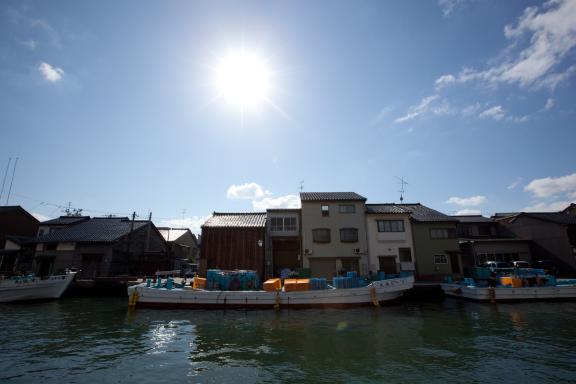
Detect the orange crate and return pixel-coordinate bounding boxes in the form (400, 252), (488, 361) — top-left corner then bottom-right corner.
(193, 277), (206, 289)
(283, 278), (310, 292)
(263, 278), (281, 292)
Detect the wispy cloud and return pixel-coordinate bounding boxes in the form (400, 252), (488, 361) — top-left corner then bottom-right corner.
(507, 177), (523, 190)
(436, 0), (576, 90)
(446, 195), (487, 207)
(438, 0), (469, 17)
(20, 39), (37, 50)
(227, 182), (271, 200)
(543, 97), (555, 111)
(38, 62), (64, 82)
(478, 105), (506, 120)
(455, 208), (481, 215)
(394, 95), (452, 123)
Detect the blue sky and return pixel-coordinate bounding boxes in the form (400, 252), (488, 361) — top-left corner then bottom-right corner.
(1, 0), (575, 233)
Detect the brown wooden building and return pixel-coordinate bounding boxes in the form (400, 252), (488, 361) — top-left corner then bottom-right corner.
(0, 206), (39, 274)
(200, 212), (267, 278)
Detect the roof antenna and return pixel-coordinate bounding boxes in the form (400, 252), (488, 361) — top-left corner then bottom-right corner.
(299, 180), (304, 192)
(396, 176), (408, 203)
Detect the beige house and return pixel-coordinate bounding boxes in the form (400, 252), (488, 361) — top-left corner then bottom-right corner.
(365, 204), (415, 275)
(300, 192), (368, 279)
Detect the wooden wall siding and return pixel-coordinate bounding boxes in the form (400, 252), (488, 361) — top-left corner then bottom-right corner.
(202, 227), (266, 278)
(0, 208), (38, 248)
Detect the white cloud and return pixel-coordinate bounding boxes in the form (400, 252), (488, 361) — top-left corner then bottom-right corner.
(543, 97), (555, 111)
(20, 39), (37, 50)
(394, 95), (452, 123)
(479, 105), (506, 120)
(159, 215), (209, 235)
(455, 208), (481, 215)
(439, 0), (576, 89)
(31, 212), (49, 222)
(435, 74), (456, 89)
(461, 102), (481, 117)
(507, 177), (523, 190)
(226, 182), (271, 200)
(38, 62), (64, 82)
(438, 0), (467, 17)
(252, 195), (301, 210)
(446, 195), (487, 207)
(371, 106), (394, 125)
(523, 200), (574, 212)
(524, 172), (576, 198)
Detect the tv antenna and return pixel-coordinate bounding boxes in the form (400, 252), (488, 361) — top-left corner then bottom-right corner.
(299, 180), (304, 192)
(396, 176), (408, 203)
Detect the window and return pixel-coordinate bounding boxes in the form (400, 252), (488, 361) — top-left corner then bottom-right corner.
(321, 205), (330, 217)
(377, 220), (405, 232)
(340, 228), (358, 243)
(339, 204), (355, 214)
(312, 228), (331, 243)
(434, 254), (448, 264)
(430, 228), (456, 239)
(399, 248), (412, 263)
(271, 217), (297, 232)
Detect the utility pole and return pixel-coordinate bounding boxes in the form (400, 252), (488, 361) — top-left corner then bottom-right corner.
(0, 157), (12, 203)
(5, 157), (18, 205)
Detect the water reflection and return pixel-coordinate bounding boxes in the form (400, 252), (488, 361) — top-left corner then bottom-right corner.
(0, 298), (575, 383)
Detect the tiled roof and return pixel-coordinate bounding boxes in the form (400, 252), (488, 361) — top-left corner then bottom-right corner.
(366, 204), (412, 214)
(450, 215), (493, 223)
(202, 212), (267, 228)
(521, 212), (576, 225)
(157, 228), (190, 242)
(367, 203), (455, 222)
(300, 192), (366, 202)
(36, 218), (149, 243)
(40, 216), (91, 226)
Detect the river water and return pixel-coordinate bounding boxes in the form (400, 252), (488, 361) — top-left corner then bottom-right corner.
(1, 296), (575, 383)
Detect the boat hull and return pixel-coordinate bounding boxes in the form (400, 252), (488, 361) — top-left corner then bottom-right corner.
(128, 276), (414, 309)
(0, 272), (76, 303)
(441, 283), (576, 302)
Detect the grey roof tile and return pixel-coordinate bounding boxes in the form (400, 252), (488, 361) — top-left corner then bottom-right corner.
(40, 216), (91, 226)
(300, 192), (366, 202)
(367, 203), (455, 222)
(521, 212), (576, 225)
(36, 218), (148, 243)
(450, 215), (493, 223)
(202, 212), (267, 228)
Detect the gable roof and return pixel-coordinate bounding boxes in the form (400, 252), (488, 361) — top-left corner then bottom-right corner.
(516, 212), (576, 225)
(300, 192), (366, 202)
(36, 217), (149, 243)
(0, 205), (39, 223)
(39, 216), (91, 226)
(157, 227), (194, 242)
(450, 215), (493, 223)
(202, 212), (267, 228)
(366, 203), (455, 222)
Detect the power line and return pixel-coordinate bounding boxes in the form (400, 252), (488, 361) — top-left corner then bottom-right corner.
(0, 157), (12, 203)
(5, 157), (18, 205)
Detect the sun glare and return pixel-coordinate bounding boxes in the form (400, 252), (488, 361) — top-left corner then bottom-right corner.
(215, 50), (271, 108)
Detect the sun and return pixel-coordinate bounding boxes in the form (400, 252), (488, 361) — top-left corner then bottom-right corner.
(214, 50), (271, 109)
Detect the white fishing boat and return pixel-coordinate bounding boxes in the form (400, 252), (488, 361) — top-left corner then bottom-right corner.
(0, 271), (77, 303)
(127, 275), (414, 309)
(441, 281), (576, 302)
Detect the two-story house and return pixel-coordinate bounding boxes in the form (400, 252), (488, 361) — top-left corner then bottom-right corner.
(266, 208), (301, 278)
(300, 192), (368, 279)
(365, 204), (415, 275)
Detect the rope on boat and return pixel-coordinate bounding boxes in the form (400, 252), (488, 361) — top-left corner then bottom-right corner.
(128, 288), (140, 308)
(274, 292), (281, 311)
(370, 285), (380, 307)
